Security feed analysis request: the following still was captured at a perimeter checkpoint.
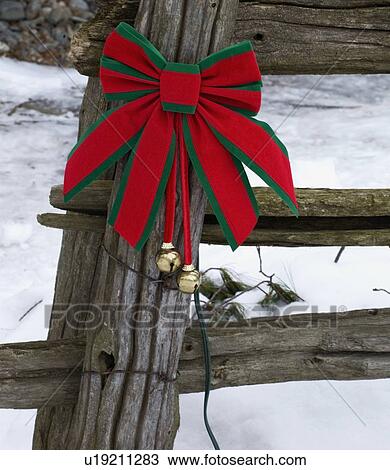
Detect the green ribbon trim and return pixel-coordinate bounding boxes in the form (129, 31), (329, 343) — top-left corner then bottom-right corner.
(230, 156), (260, 218)
(219, 107), (289, 158)
(161, 102), (197, 114)
(101, 56), (159, 82)
(249, 118), (289, 159)
(199, 41), (253, 72)
(116, 22), (167, 70)
(210, 125), (298, 216)
(108, 132), (143, 226)
(182, 116), (239, 251)
(67, 106), (120, 161)
(105, 90), (157, 102)
(64, 129), (143, 203)
(134, 133), (176, 251)
(222, 105), (258, 118)
(203, 81), (263, 118)
(164, 62), (200, 74)
(222, 81), (262, 91)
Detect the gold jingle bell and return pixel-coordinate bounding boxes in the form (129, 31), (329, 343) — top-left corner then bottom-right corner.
(156, 243), (182, 273)
(177, 264), (201, 294)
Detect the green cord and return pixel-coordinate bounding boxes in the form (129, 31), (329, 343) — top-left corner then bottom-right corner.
(194, 289), (220, 450)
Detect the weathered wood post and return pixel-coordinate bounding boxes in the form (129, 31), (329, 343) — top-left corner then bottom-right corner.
(33, 0), (239, 450)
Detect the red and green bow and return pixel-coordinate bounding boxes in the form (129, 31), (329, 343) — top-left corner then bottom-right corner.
(64, 22), (298, 267)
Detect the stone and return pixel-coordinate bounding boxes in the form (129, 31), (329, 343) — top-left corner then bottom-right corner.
(0, 0), (94, 66)
(41, 7), (52, 19)
(48, 5), (71, 25)
(69, 0), (89, 15)
(75, 10), (94, 20)
(0, 40), (10, 52)
(0, 1), (26, 21)
(0, 23), (19, 47)
(26, 0), (41, 20)
(52, 26), (69, 45)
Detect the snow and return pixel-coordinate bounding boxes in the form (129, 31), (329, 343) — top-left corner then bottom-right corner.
(0, 221), (33, 248)
(0, 58), (389, 450)
(177, 379), (390, 450)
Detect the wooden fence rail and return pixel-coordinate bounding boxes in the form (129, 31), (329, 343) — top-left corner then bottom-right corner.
(70, 0), (390, 76)
(37, 183), (390, 247)
(2, 307), (390, 409)
(48, 182), (390, 218)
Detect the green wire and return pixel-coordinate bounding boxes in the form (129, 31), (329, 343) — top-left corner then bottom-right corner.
(194, 289), (220, 450)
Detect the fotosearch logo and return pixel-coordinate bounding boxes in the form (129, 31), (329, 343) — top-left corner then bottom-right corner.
(44, 303), (349, 331)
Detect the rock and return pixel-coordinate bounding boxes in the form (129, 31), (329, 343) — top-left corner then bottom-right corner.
(41, 6), (52, 19)
(0, 24), (19, 47)
(0, 41), (10, 52)
(26, 0), (41, 20)
(73, 10), (94, 20)
(48, 5), (71, 25)
(0, 0), (95, 66)
(69, 0), (89, 15)
(15, 98), (68, 116)
(52, 26), (69, 46)
(0, 1), (26, 21)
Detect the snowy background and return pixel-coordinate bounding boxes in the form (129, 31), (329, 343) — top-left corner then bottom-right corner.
(0, 57), (389, 449)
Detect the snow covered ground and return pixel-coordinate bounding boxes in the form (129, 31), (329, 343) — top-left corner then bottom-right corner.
(0, 57), (389, 449)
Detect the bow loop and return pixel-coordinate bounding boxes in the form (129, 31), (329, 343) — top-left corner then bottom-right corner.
(100, 22), (165, 103)
(199, 40), (262, 115)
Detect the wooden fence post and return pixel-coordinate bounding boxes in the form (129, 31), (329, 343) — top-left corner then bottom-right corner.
(33, 0), (239, 450)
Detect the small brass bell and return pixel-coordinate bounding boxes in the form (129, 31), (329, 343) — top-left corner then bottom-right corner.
(177, 264), (201, 294)
(156, 243), (182, 273)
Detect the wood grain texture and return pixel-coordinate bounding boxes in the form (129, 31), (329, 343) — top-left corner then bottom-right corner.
(201, 224), (390, 246)
(38, 212), (107, 233)
(33, 0), (240, 451)
(69, 0), (390, 76)
(32, 77), (115, 450)
(0, 339), (85, 408)
(235, 0), (390, 74)
(49, 183), (390, 218)
(45, 184), (390, 247)
(3, 308), (390, 408)
(37, 211), (390, 248)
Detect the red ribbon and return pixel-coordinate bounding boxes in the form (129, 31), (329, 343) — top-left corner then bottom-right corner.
(64, 22), (298, 264)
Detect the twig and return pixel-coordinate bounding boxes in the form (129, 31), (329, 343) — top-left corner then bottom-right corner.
(218, 280), (269, 309)
(256, 246), (274, 279)
(257, 246), (303, 304)
(201, 247), (302, 318)
(334, 246), (346, 263)
(202, 267), (225, 277)
(373, 288), (390, 296)
(19, 299), (43, 322)
(101, 243), (178, 290)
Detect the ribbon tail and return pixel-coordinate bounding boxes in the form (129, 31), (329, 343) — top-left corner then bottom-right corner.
(183, 114), (259, 251)
(198, 98), (298, 216)
(108, 105), (175, 250)
(64, 93), (159, 202)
